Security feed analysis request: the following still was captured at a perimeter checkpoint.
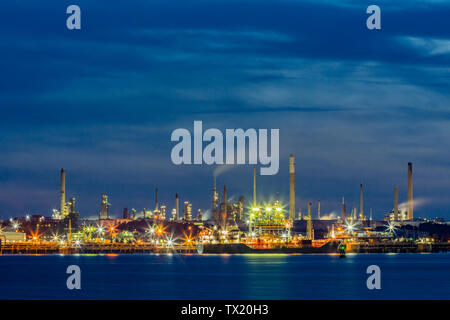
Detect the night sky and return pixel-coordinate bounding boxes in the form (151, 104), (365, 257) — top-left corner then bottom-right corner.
(0, 1), (449, 220)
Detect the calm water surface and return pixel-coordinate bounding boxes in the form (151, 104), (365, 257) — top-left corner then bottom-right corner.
(0, 253), (449, 299)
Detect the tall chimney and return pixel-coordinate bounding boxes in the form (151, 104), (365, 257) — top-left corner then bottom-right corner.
(289, 155), (295, 221)
(60, 168), (66, 216)
(360, 183), (364, 220)
(155, 188), (159, 211)
(223, 185), (227, 228)
(306, 202), (312, 240)
(317, 199), (321, 220)
(253, 167), (256, 205)
(175, 193), (179, 221)
(341, 197), (346, 221)
(408, 162), (413, 220)
(212, 178), (218, 221)
(394, 186), (399, 221)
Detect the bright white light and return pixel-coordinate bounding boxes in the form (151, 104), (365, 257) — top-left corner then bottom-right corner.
(386, 221), (397, 235)
(344, 220), (360, 234)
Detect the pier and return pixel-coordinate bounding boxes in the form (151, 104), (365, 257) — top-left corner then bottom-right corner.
(2, 240), (449, 255)
(0, 242), (197, 255)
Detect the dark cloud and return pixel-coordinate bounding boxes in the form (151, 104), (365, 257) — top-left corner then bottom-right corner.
(0, 0), (449, 219)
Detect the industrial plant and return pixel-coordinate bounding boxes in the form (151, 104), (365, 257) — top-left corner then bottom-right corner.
(1, 157), (449, 255)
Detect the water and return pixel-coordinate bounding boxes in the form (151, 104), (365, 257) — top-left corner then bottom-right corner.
(0, 253), (449, 299)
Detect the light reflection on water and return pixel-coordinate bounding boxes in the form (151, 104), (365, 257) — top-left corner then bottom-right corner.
(0, 253), (448, 299)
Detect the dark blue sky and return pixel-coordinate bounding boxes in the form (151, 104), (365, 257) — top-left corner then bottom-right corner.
(0, 0), (449, 220)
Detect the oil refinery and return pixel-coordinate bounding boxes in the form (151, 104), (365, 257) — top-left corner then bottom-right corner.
(1, 158), (449, 255)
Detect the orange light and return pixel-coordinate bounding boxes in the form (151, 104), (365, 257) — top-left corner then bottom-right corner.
(182, 230), (195, 247)
(154, 223), (168, 237)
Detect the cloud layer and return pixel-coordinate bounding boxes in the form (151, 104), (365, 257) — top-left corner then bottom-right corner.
(0, 0), (449, 219)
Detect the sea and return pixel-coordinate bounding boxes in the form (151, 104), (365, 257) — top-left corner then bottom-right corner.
(0, 253), (449, 299)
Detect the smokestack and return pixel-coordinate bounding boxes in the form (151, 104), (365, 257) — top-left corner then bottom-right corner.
(253, 167), (256, 205)
(341, 197), (346, 221)
(318, 199), (321, 220)
(223, 185), (227, 205)
(289, 155), (295, 221)
(155, 188), (159, 211)
(394, 186), (399, 221)
(60, 168), (66, 216)
(175, 193), (179, 221)
(360, 183), (364, 220)
(307, 202), (312, 240)
(408, 162), (413, 220)
(223, 185), (227, 228)
(212, 178), (218, 221)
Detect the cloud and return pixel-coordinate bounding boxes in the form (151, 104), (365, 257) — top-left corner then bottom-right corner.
(213, 165), (236, 178)
(401, 36), (450, 56)
(0, 0), (449, 220)
(320, 211), (339, 220)
(398, 198), (429, 211)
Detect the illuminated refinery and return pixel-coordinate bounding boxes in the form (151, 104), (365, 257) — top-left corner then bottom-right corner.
(0, 159), (449, 255)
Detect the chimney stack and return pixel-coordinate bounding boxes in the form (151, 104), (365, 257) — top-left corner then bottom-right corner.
(341, 197), (346, 221)
(289, 155), (295, 221)
(253, 167), (256, 205)
(394, 186), (399, 221)
(60, 168), (66, 216)
(306, 202), (312, 240)
(223, 185), (227, 228)
(360, 183), (364, 220)
(318, 199), (321, 220)
(408, 162), (413, 220)
(155, 188), (159, 211)
(212, 178), (218, 221)
(175, 193), (179, 221)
